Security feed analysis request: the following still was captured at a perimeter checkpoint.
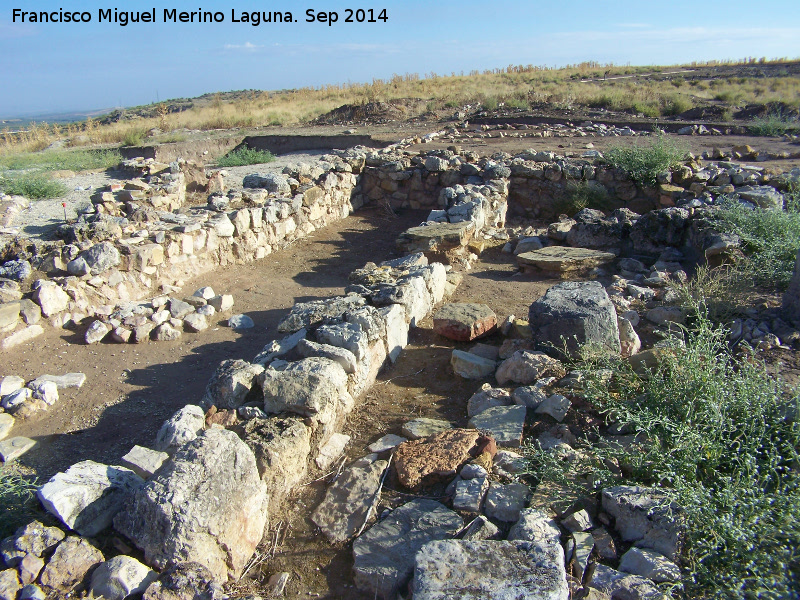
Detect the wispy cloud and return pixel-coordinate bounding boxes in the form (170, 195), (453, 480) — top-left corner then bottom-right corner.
(618, 23), (652, 29)
(223, 41), (263, 52)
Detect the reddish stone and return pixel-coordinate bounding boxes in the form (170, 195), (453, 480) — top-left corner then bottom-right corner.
(433, 303), (497, 342)
(394, 429), (494, 490)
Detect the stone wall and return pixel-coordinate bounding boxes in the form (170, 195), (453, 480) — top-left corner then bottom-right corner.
(2, 141), (799, 347)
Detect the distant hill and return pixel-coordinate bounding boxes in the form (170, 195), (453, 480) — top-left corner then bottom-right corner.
(0, 108), (116, 129)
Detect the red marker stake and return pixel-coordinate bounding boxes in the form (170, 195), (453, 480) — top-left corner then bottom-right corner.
(62, 202), (67, 223)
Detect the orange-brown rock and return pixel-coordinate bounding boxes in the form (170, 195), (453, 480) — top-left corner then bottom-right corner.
(393, 429), (493, 490)
(433, 303), (497, 342)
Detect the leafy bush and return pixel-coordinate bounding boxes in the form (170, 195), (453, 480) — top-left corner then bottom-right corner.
(661, 94), (692, 116)
(749, 111), (799, 136)
(0, 172), (68, 199)
(555, 181), (612, 216)
(216, 146), (276, 167)
(605, 135), (687, 187)
(714, 197), (800, 289)
(525, 311), (800, 599)
(0, 469), (38, 539)
(121, 129), (147, 147)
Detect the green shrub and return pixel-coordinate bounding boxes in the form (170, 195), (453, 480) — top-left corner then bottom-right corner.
(749, 111), (799, 136)
(631, 101), (661, 118)
(0, 469), (38, 539)
(555, 181), (611, 216)
(121, 129), (147, 147)
(0, 172), (68, 199)
(525, 311), (800, 599)
(216, 146), (275, 167)
(605, 135), (687, 187)
(661, 94), (692, 116)
(715, 197), (800, 289)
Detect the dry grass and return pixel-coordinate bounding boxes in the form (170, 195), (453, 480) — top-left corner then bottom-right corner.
(2, 59), (799, 153)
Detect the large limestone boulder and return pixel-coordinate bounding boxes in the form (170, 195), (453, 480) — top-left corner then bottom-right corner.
(260, 367), (342, 419)
(241, 417), (311, 513)
(113, 429), (269, 582)
(528, 281), (620, 356)
(352, 499), (462, 599)
(37, 461), (144, 537)
(411, 540), (568, 600)
(736, 185), (784, 210)
(201, 360), (264, 409)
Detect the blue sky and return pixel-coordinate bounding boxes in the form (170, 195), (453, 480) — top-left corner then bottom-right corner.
(2, 0), (799, 117)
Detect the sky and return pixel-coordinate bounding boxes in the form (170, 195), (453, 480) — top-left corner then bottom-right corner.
(1, 0), (799, 117)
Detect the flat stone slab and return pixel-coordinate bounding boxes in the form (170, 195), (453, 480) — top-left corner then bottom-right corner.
(120, 446), (169, 479)
(411, 540), (568, 600)
(311, 457), (388, 543)
(517, 246), (616, 274)
(38, 461), (144, 536)
(468, 406), (527, 448)
(397, 222), (476, 253)
(368, 434), (407, 453)
(0, 436), (36, 462)
(352, 499), (462, 600)
(433, 303), (497, 342)
(28, 373), (86, 389)
(401, 418), (452, 440)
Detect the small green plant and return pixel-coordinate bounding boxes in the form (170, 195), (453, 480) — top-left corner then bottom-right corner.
(605, 135), (687, 187)
(0, 469), (38, 539)
(715, 197), (800, 289)
(669, 264), (748, 323)
(631, 101), (661, 118)
(216, 146), (275, 167)
(749, 110), (799, 136)
(0, 172), (68, 199)
(121, 129), (147, 147)
(524, 310), (800, 599)
(555, 180), (611, 216)
(661, 94), (692, 116)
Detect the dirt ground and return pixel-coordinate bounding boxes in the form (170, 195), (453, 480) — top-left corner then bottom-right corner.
(2, 201), (565, 598)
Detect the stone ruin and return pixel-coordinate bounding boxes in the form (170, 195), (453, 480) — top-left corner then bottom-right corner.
(2, 131), (800, 599)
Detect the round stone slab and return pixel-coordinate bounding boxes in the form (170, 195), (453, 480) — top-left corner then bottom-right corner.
(517, 246), (616, 274)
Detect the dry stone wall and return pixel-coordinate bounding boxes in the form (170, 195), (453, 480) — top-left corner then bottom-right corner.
(2, 138), (799, 350)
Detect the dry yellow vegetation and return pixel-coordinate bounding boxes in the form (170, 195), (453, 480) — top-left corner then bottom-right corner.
(2, 58), (799, 154)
